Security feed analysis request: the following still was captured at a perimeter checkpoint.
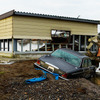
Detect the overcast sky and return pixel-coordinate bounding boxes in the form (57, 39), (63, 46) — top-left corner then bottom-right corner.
(0, 0), (100, 32)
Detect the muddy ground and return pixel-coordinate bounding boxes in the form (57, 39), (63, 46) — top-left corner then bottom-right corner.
(0, 60), (100, 100)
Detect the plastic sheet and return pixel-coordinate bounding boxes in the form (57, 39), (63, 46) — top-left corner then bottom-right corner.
(25, 68), (59, 84)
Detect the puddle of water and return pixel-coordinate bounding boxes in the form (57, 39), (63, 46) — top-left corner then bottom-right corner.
(90, 75), (100, 86)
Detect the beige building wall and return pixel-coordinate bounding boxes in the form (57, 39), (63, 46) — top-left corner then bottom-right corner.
(0, 15), (98, 40)
(0, 16), (12, 39)
(13, 16), (98, 40)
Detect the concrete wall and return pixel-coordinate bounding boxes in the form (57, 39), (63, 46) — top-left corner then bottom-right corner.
(0, 52), (13, 57)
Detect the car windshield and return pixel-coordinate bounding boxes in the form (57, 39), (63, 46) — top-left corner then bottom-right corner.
(51, 49), (82, 67)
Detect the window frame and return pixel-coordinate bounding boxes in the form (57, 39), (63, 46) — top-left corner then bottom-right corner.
(82, 58), (92, 68)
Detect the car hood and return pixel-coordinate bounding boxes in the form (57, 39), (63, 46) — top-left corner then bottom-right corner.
(39, 55), (78, 73)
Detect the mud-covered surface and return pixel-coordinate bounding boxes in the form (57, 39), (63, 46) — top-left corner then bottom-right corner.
(0, 60), (100, 100)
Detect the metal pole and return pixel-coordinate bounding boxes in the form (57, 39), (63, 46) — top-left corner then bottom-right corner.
(7, 39), (9, 51)
(45, 41), (47, 51)
(52, 44), (54, 51)
(72, 35), (75, 50)
(85, 36), (87, 51)
(21, 39), (23, 52)
(30, 39), (32, 51)
(13, 39), (17, 52)
(79, 36), (81, 51)
(3, 40), (5, 51)
(37, 40), (40, 51)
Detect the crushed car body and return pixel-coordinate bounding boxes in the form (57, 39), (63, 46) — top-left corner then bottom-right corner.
(34, 48), (96, 79)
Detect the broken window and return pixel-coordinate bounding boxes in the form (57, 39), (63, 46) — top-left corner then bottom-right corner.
(51, 30), (70, 43)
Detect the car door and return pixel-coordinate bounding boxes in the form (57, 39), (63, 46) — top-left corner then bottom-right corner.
(82, 58), (92, 78)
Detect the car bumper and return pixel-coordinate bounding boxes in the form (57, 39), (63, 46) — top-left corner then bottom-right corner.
(34, 63), (69, 81)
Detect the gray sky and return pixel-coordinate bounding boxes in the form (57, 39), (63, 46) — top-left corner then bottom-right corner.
(0, 0), (100, 32)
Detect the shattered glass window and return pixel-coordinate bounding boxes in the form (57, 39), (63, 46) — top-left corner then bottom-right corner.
(88, 59), (92, 66)
(82, 59), (92, 67)
(51, 49), (81, 67)
(83, 59), (88, 67)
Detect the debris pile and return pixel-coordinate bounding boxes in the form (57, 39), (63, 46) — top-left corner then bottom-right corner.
(0, 60), (100, 100)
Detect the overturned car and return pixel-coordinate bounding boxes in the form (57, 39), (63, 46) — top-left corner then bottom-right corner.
(34, 48), (95, 79)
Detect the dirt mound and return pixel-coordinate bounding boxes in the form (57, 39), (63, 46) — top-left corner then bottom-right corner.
(0, 60), (100, 100)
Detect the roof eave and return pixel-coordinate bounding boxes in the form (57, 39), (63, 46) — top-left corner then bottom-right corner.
(0, 10), (14, 20)
(14, 11), (100, 24)
(0, 10), (100, 24)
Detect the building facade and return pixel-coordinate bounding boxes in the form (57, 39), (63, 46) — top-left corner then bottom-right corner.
(0, 10), (100, 58)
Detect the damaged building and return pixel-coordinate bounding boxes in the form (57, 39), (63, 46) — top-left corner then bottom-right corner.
(0, 10), (100, 58)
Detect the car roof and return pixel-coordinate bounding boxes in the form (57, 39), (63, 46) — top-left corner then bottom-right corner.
(56, 48), (88, 59)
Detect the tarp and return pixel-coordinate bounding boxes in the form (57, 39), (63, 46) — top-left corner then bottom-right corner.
(25, 68), (59, 84)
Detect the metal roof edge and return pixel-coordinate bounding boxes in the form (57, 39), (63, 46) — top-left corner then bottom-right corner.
(0, 10), (100, 24)
(14, 11), (100, 24)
